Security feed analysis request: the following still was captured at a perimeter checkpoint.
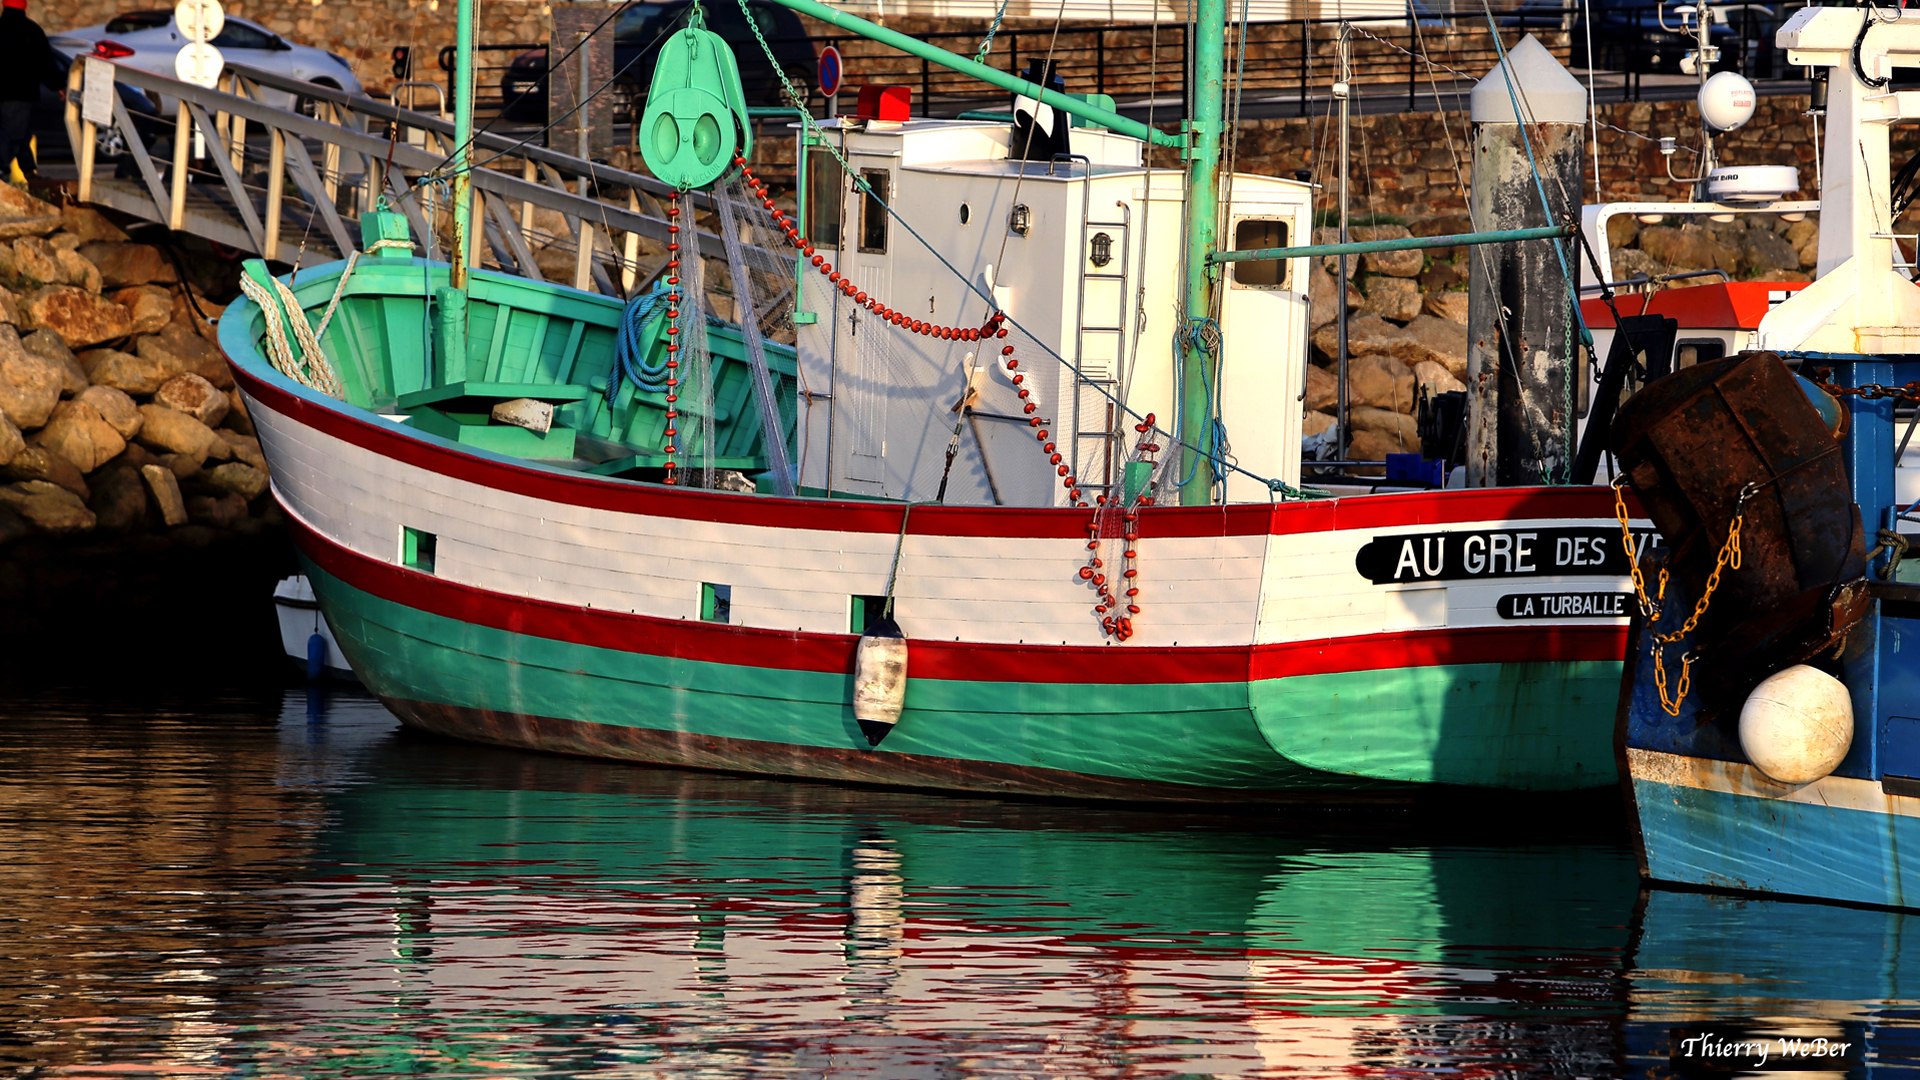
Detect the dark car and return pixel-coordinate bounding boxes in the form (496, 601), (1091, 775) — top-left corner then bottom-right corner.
(1574, 1), (1785, 78)
(500, 0), (816, 122)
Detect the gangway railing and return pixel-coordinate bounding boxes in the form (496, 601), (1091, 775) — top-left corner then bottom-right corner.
(61, 59), (786, 299)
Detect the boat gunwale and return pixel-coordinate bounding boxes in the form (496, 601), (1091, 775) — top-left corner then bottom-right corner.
(223, 262), (1640, 541)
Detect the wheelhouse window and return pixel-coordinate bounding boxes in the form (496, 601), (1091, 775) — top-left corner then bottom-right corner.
(806, 154), (843, 249)
(1230, 218), (1290, 288)
(858, 169), (890, 254)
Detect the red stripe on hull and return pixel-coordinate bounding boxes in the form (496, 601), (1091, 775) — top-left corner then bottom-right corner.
(287, 503), (1628, 686)
(232, 360), (1640, 540)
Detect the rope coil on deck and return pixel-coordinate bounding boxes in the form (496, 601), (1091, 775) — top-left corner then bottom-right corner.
(239, 270), (347, 400)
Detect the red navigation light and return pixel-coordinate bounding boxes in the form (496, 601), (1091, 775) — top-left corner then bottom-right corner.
(93, 40), (136, 59)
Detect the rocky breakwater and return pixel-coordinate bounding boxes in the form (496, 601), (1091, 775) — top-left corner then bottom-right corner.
(0, 184), (294, 660)
(1301, 217), (1473, 473)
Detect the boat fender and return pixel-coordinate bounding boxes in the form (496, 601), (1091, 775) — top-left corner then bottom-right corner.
(1739, 664), (1853, 784)
(307, 632), (327, 681)
(853, 615), (908, 747)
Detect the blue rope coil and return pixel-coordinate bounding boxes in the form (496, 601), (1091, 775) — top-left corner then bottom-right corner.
(609, 283), (674, 399)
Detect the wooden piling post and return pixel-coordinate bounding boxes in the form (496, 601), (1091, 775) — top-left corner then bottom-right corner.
(1465, 36), (1586, 488)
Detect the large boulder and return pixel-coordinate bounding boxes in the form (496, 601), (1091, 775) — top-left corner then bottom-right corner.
(76, 242), (171, 289)
(21, 329), (88, 396)
(0, 480), (95, 534)
(1403, 315), (1469, 382)
(1787, 218), (1819, 268)
(0, 287), (17, 327)
(1345, 429), (1403, 474)
(215, 429), (267, 471)
(140, 463), (189, 526)
(1739, 227), (1800, 276)
(1346, 353), (1417, 412)
(1637, 225), (1736, 273)
(1349, 405), (1419, 445)
(61, 207), (130, 244)
(77, 385), (141, 440)
(0, 186), (61, 241)
(139, 322), (229, 388)
(1355, 224), (1423, 278)
(0, 237), (66, 291)
(205, 461), (268, 500)
(1611, 246), (1670, 282)
(21, 285), (134, 350)
(1312, 314), (1422, 366)
(0, 324), (65, 429)
(55, 249), (102, 294)
(1422, 291), (1470, 325)
(1359, 275), (1422, 323)
(1307, 263), (1361, 332)
(33, 399), (126, 472)
(87, 462), (150, 532)
(1412, 359), (1466, 396)
(1420, 259), (1467, 293)
(80, 347), (174, 395)
(1, 445), (87, 498)
(136, 403), (221, 457)
(172, 293), (225, 344)
(1304, 363), (1337, 413)
(112, 286), (173, 335)
(155, 372), (229, 427)
(0, 410), (20, 467)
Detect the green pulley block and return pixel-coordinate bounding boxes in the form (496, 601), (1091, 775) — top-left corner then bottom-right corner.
(639, 20), (753, 191)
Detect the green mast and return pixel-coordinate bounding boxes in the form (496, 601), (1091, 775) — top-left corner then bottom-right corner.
(450, 0), (476, 289)
(1178, 0), (1226, 505)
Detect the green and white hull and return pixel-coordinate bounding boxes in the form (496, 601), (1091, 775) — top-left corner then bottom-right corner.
(224, 255), (1638, 800)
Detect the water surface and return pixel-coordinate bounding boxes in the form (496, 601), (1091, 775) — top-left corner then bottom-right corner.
(2, 683), (1915, 1077)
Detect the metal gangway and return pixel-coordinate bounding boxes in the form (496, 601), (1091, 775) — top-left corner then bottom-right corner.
(59, 59), (786, 297)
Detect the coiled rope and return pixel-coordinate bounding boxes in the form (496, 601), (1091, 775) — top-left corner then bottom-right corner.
(238, 270), (346, 400)
(609, 282), (675, 398)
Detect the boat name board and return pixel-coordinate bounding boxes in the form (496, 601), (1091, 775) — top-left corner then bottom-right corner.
(1355, 527), (1656, 585)
(1496, 592), (1632, 619)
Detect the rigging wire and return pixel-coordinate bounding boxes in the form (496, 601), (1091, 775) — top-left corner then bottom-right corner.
(731, 0), (1311, 497)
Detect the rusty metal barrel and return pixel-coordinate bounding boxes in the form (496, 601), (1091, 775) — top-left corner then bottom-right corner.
(1611, 351), (1869, 715)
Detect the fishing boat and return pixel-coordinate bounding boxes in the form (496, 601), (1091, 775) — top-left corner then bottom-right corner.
(217, 0), (1648, 800)
(1618, 5), (1920, 906)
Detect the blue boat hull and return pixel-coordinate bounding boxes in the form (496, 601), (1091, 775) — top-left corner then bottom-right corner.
(1629, 747), (1920, 909)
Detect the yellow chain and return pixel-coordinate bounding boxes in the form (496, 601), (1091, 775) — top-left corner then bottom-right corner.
(1652, 492), (1747, 716)
(1612, 479), (1663, 619)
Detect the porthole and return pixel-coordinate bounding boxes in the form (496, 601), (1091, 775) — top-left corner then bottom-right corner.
(959, 203), (972, 225)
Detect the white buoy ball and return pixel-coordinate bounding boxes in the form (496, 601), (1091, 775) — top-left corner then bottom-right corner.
(1739, 665), (1853, 784)
(1699, 71), (1758, 132)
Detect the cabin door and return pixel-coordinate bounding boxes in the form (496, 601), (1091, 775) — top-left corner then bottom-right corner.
(835, 161), (895, 493)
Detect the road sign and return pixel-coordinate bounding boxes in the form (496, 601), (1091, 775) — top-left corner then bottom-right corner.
(818, 46), (842, 99)
(176, 41), (226, 87)
(175, 0), (224, 43)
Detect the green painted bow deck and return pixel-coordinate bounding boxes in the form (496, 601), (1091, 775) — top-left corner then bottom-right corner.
(278, 248), (795, 479)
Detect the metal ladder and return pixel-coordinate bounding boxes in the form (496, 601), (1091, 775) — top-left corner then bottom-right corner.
(1071, 194), (1132, 499)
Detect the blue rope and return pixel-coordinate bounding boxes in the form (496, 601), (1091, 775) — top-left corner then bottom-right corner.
(609, 283), (674, 399)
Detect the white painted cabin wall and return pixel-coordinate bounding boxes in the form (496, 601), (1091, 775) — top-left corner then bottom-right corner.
(791, 120), (1313, 508)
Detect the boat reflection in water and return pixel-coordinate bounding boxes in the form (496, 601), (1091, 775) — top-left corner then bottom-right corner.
(19, 684), (1920, 1075)
(1628, 889), (1920, 1077)
(279, 691), (1649, 1076)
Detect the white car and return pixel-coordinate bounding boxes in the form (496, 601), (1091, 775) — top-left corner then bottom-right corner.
(49, 9), (362, 113)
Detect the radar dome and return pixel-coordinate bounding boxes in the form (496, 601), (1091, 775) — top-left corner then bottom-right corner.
(1699, 71), (1757, 132)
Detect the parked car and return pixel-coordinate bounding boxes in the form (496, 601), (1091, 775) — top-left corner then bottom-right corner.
(500, 0), (817, 122)
(1570, 0), (1787, 78)
(47, 10), (362, 114)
